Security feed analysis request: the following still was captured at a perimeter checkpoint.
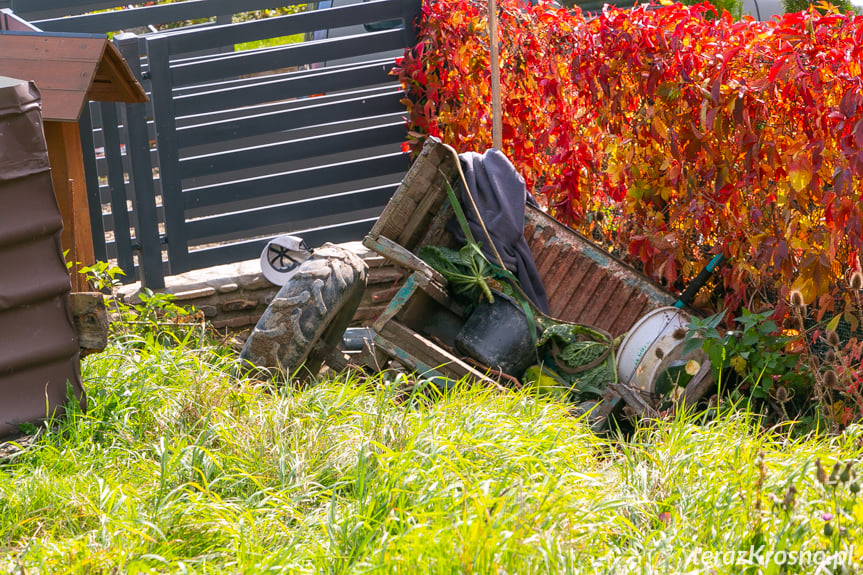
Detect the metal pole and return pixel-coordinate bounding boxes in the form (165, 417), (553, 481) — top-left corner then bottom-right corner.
(488, 0), (502, 150)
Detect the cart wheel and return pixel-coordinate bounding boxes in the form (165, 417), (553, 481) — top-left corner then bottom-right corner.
(239, 244), (367, 380)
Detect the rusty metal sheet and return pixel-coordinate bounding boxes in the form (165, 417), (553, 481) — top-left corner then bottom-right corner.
(0, 76), (84, 438)
(524, 209), (677, 336)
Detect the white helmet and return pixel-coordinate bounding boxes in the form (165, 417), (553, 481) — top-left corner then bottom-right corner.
(260, 235), (311, 286)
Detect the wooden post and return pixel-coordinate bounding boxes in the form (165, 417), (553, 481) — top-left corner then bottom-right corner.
(43, 121), (96, 291)
(70, 292), (109, 357)
(488, 0), (502, 150)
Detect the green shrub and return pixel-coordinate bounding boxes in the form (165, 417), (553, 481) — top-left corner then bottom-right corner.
(783, 0), (858, 13)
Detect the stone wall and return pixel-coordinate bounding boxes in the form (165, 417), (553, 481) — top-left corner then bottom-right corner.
(116, 242), (406, 335)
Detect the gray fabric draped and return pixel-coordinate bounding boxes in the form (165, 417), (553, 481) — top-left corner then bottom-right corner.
(447, 149), (549, 313)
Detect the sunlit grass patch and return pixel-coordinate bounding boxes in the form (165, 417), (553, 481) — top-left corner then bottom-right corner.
(1, 333), (862, 573)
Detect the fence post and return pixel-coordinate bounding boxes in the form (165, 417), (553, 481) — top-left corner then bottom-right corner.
(400, 0), (422, 47)
(116, 33), (166, 289)
(147, 34), (189, 276)
(100, 101), (136, 278)
(78, 103), (108, 263)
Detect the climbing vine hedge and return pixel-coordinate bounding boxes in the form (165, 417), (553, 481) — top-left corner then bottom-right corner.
(397, 0), (863, 320)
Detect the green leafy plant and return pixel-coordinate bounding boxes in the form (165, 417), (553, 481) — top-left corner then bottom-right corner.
(683, 309), (814, 418)
(419, 174), (517, 307)
(419, 243), (496, 303)
(530, 320), (617, 400)
(73, 259), (202, 344)
(783, 0), (858, 14)
(78, 261), (125, 293)
(131, 288), (191, 325)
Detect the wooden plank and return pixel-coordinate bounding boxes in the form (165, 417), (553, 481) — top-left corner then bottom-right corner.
(372, 273), (420, 333)
(369, 136), (458, 247)
(363, 236), (447, 287)
(88, 41), (147, 104)
(681, 360), (714, 410)
(588, 388), (623, 433)
(608, 383), (659, 419)
(70, 292), (108, 356)
(377, 320), (502, 388)
(0, 35), (146, 121)
(44, 121), (95, 292)
(397, 172), (453, 249)
(0, 34), (106, 61)
(70, 177), (96, 290)
(371, 333), (445, 378)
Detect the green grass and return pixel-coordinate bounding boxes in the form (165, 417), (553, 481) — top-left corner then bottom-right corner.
(2, 331), (863, 573)
(234, 35), (304, 53)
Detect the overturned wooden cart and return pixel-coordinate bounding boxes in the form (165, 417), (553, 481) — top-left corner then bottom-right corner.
(242, 136), (713, 424)
(358, 137), (712, 410)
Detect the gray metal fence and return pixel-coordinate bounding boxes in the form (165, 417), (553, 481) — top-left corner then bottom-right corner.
(4, 0), (421, 288)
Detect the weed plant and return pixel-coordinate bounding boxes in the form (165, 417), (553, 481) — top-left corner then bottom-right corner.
(1, 322), (863, 573)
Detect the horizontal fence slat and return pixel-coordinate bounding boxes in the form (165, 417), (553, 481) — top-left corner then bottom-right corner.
(188, 205), (383, 247)
(179, 121), (406, 179)
(32, 0), (305, 34)
(171, 29), (405, 86)
(171, 56), (392, 96)
(185, 183), (397, 241)
(10, 0), (130, 20)
(173, 61), (396, 116)
(162, 1), (404, 55)
(182, 217), (378, 272)
(180, 115), (406, 156)
(175, 84), (394, 127)
(184, 152), (408, 209)
(178, 89), (404, 147)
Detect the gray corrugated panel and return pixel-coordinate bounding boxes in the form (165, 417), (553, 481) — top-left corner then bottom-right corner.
(0, 76), (85, 438)
(523, 210), (677, 337)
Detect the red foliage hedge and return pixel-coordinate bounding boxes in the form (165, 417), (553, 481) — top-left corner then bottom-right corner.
(396, 0), (863, 319)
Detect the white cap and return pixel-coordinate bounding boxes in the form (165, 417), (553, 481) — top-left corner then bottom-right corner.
(260, 235), (311, 286)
